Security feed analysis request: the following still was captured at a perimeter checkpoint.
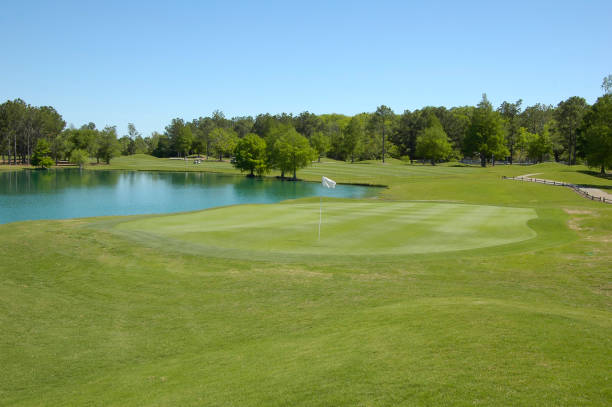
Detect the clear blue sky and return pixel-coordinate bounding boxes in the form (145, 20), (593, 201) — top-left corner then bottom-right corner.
(1, 0), (610, 136)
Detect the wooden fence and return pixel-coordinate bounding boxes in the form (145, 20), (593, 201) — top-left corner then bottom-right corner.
(502, 176), (612, 204)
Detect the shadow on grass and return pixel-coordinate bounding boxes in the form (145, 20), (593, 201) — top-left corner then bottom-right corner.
(577, 170), (612, 180)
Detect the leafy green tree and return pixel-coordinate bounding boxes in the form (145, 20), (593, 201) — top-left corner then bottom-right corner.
(132, 136), (148, 154)
(211, 110), (230, 129)
(252, 113), (277, 138)
(554, 96), (588, 165)
(295, 111), (323, 139)
(51, 131), (72, 163)
(127, 123), (140, 139)
(319, 114), (350, 159)
(97, 126), (120, 164)
(273, 131), (316, 180)
(415, 115), (453, 165)
(151, 134), (172, 158)
(176, 125), (193, 158)
(548, 119), (565, 162)
(231, 116), (255, 138)
(121, 123), (145, 155)
(165, 118), (192, 157)
(498, 99), (522, 164)
(445, 106), (473, 154)
(64, 127), (99, 162)
(373, 105), (394, 163)
(309, 131), (330, 162)
(393, 107), (455, 161)
(516, 127), (532, 162)
(233, 133), (267, 176)
(526, 127), (553, 163)
(343, 116), (364, 162)
(30, 106), (65, 163)
(580, 94), (612, 174)
(30, 139), (54, 168)
(519, 103), (554, 135)
(118, 136), (132, 155)
(190, 117), (215, 158)
(0, 100), (65, 164)
(602, 74), (612, 95)
(69, 149), (89, 169)
(210, 128), (238, 160)
(464, 94), (507, 166)
(146, 132), (162, 154)
(67, 127), (98, 157)
(392, 110), (415, 158)
(0, 99), (27, 164)
(263, 123), (294, 177)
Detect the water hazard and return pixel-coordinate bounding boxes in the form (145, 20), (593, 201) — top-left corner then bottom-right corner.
(0, 169), (378, 224)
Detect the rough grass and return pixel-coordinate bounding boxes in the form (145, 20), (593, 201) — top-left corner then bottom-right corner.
(0, 156), (611, 406)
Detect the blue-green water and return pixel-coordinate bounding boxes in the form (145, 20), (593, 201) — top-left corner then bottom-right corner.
(0, 169), (377, 224)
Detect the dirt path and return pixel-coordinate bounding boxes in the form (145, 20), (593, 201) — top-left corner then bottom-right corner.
(516, 173), (542, 178)
(579, 187), (612, 201)
(511, 174), (612, 204)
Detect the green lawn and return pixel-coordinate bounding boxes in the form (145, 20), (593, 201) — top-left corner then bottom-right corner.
(1, 156), (611, 406)
(113, 201), (539, 258)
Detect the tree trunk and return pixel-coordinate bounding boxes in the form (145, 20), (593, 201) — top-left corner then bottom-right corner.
(569, 130), (576, 165)
(382, 124), (385, 163)
(293, 167), (296, 180)
(480, 155), (486, 167)
(602, 164), (606, 175)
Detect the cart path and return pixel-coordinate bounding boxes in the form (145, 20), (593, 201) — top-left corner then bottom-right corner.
(515, 173), (612, 202)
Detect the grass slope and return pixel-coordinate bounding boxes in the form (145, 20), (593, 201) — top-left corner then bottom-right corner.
(1, 157), (611, 406)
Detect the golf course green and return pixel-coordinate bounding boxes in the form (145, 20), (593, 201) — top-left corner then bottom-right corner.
(113, 201), (538, 258)
(1, 156), (610, 406)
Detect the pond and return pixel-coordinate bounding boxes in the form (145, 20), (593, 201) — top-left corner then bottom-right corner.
(0, 169), (378, 224)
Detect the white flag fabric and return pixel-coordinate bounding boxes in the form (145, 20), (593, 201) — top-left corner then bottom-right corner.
(322, 176), (336, 189)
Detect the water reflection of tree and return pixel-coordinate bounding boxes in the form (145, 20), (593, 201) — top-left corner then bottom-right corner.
(164, 171), (244, 188)
(233, 176), (320, 201)
(0, 169), (120, 194)
(0, 169), (373, 201)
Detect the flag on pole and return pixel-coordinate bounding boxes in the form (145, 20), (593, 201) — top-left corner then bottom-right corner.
(318, 176), (335, 240)
(322, 176), (336, 189)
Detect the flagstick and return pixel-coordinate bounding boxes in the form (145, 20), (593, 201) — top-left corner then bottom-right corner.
(318, 195), (322, 240)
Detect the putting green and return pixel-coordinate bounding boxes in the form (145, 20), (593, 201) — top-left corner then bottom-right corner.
(113, 201), (538, 257)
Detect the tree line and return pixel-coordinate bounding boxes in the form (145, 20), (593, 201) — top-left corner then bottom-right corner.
(2, 75), (611, 174)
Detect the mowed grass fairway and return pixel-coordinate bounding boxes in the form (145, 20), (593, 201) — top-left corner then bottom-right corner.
(1, 157), (611, 406)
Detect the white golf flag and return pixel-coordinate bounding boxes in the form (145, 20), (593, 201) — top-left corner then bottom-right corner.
(322, 176), (336, 189)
